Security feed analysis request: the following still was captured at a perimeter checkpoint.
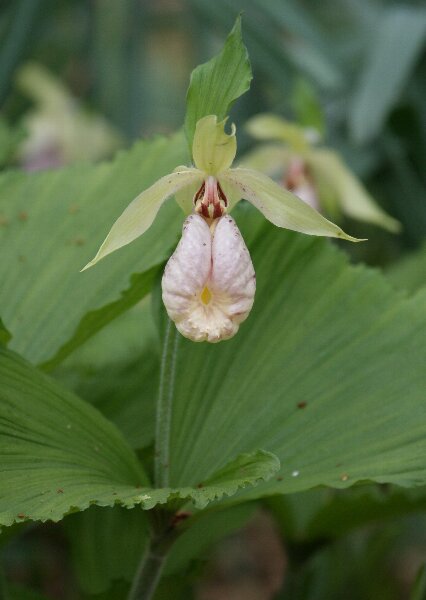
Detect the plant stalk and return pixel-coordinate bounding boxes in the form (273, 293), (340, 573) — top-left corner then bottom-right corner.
(127, 527), (172, 600)
(129, 321), (180, 598)
(154, 319), (179, 488)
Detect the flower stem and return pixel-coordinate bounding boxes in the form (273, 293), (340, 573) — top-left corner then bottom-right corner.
(127, 543), (164, 600)
(127, 519), (175, 600)
(154, 319), (179, 488)
(128, 321), (180, 600)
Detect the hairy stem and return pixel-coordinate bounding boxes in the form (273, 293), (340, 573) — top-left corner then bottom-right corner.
(154, 319), (179, 488)
(128, 321), (180, 599)
(127, 524), (173, 600)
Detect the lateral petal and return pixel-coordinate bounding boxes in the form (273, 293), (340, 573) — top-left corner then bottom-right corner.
(81, 168), (203, 270)
(307, 149), (401, 233)
(222, 168), (363, 242)
(174, 165), (203, 215)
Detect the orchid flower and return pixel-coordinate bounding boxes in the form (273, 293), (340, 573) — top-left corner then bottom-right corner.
(83, 115), (360, 342)
(244, 114), (401, 233)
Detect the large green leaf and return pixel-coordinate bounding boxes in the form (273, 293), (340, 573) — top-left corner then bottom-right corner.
(350, 6), (426, 143)
(0, 346), (146, 527)
(386, 242), (426, 295)
(164, 210), (426, 495)
(0, 347), (279, 525)
(42, 266), (158, 371)
(0, 132), (188, 366)
(184, 16), (252, 150)
(54, 301), (159, 450)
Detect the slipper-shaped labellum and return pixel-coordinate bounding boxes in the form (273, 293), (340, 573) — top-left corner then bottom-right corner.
(162, 214), (255, 342)
(82, 114), (362, 343)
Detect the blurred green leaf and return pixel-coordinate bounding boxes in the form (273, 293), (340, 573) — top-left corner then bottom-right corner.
(386, 242), (426, 295)
(306, 487), (426, 542)
(350, 6), (426, 144)
(164, 503), (256, 576)
(291, 78), (325, 136)
(65, 502), (255, 594)
(382, 133), (426, 245)
(281, 38), (341, 92)
(65, 505), (149, 595)
(0, 0), (44, 105)
(411, 564), (426, 600)
(0, 132), (188, 366)
(82, 581), (130, 600)
(8, 584), (49, 600)
(0, 319), (11, 347)
(184, 16), (252, 151)
(0, 118), (26, 168)
(277, 523), (400, 600)
(164, 209), (426, 496)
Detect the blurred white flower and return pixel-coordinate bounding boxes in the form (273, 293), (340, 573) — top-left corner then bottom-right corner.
(17, 63), (122, 170)
(244, 114), (401, 233)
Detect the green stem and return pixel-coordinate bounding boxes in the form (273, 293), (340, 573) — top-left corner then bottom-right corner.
(128, 321), (180, 599)
(154, 319), (179, 488)
(127, 525), (173, 600)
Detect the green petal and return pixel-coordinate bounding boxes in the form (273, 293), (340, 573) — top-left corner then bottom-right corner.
(82, 169), (203, 270)
(222, 168), (363, 242)
(192, 115), (236, 175)
(307, 149), (401, 233)
(245, 114), (311, 153)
